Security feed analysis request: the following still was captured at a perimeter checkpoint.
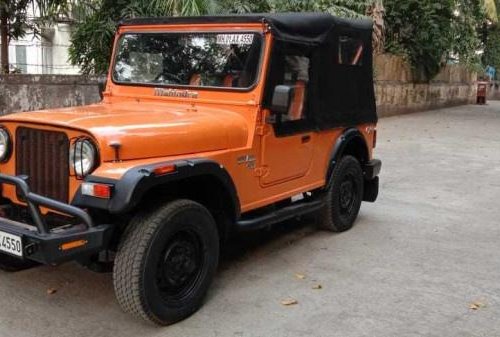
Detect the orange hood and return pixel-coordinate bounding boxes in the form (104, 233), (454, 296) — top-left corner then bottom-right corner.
(0, 101), (249, 161)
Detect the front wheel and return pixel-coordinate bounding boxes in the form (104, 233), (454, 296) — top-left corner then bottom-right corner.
(319, 155), (364, 232)
(113, 199), (219, 326)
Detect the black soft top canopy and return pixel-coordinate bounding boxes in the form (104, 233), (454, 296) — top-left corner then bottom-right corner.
(120, 13), (372, 46)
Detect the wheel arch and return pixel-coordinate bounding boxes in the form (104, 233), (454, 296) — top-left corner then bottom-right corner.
(325, 128), (369, 189)
(137, 174), (238, 241)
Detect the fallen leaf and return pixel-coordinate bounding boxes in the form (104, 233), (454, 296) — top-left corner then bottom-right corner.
(47, 288), (57, 295)
(312, 284), (323, 290)
(295, 273), (306, 280)
(469, 301), (486, 310)
(281, 298), (298, 306)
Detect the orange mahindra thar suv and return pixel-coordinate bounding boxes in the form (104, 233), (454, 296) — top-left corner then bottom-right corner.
(0, 13), (381, 325)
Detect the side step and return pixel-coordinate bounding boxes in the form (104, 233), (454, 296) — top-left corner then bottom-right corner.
(236, 198), (325, 232)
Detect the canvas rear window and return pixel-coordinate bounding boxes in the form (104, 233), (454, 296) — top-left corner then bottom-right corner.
(338, 36), (364, 66)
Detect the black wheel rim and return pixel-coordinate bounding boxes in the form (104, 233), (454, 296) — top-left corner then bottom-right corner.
(156, 230), (203, 301)
(339, 173), (358, 216)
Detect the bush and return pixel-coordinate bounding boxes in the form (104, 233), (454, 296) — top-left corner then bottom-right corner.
(385, 0), (487, 82)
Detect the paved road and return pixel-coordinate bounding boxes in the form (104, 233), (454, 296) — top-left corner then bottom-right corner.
(1, 103), (500, 337)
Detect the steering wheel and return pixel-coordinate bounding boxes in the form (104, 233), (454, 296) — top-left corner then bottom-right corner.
(153, 72), (182, 84)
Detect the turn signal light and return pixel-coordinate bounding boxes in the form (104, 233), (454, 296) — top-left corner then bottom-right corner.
(153, 165), (176, 176)
(81, 183), (113, 199)
(60, 239), (88, 251)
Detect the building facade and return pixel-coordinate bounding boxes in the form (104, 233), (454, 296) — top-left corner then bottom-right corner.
(6, 21), (80, 75)
(1, 3), (80, 75)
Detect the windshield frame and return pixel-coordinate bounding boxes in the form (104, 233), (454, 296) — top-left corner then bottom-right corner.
(110, 30), (266, 93)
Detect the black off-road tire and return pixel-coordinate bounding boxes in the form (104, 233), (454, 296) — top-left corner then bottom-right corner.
(113, 199), (220, 326)
(319, 155), (364, 232)
(0, 253), (39, 272)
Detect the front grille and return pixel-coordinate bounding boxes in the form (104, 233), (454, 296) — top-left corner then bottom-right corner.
(16, 127), (69, 202)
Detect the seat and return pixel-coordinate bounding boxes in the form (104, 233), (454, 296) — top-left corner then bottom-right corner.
(189, 74), (201, 86)
(222, 74), (234, 87)
(287, 80), (307, 121)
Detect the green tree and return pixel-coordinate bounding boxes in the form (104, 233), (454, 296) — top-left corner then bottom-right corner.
(450, 0), (485, 68)
(0, 0), (71, 73)
(484, 26), (500, 78)
(483, 0), (500, 78)
(215, 0), (371, 18)
(385, 0), (455, 81)
(384, 0), (491, 81)
(214, 0), (271, 13)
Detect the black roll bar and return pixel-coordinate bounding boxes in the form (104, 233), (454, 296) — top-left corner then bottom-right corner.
(0, 174), (93, 235)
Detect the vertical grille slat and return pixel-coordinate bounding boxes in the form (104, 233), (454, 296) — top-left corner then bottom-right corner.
(35, 131), (41, 194)
(50, 134), (56, 199)
(16, 127), (69, 202)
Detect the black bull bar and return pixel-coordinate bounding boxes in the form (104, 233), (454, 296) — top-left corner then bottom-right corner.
(0, 174), (111, 264)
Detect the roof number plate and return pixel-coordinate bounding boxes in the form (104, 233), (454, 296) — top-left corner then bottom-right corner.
(216, 34), (254, 45)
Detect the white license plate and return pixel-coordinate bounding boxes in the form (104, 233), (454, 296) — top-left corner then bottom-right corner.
(0, 230), (23, 257)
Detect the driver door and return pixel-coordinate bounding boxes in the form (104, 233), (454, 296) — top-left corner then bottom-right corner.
(260, 125), (314, 187)
(260, 54), (314, 187)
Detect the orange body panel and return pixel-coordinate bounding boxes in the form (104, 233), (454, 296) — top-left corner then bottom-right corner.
(0, 23), (376, 215)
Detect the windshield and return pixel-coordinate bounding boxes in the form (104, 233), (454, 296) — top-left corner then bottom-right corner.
(113, 32), (263, 89)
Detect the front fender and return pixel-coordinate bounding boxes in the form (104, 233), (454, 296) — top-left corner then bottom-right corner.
(71, 159), (240, 217)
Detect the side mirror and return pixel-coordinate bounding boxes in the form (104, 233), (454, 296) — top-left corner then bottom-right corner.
(97, 77), (107, 99)
(271, 85), (294, 114)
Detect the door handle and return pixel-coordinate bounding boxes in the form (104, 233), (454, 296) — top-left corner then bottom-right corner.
(301, 135), (311, 143)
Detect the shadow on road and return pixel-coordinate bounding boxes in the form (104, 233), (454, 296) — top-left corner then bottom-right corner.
(220, 215), (319, 268)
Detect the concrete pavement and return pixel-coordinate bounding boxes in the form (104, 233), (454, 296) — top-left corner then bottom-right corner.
(1, 102), (500, 337)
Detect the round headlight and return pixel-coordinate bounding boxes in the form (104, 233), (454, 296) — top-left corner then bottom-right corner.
(70, 139), (97, 177)
(0, 128), (11, 162)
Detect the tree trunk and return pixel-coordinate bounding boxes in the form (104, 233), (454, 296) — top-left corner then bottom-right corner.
(367, 0), (386, 54)
(0, 4), (9, 74)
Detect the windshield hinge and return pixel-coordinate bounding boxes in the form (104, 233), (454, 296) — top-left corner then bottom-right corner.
(262, 19), (272, 34)
(256, 125), (267, 136)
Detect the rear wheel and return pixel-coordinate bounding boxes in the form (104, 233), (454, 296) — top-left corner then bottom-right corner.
(113, 199), (219, 326)
(319, 155), (363, 232)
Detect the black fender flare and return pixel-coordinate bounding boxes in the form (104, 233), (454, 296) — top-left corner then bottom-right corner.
(72, 159), (240, 218)
(325, 128), (369, 190)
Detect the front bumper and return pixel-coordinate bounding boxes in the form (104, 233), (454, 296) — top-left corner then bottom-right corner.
(0, 174), (111, 265)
